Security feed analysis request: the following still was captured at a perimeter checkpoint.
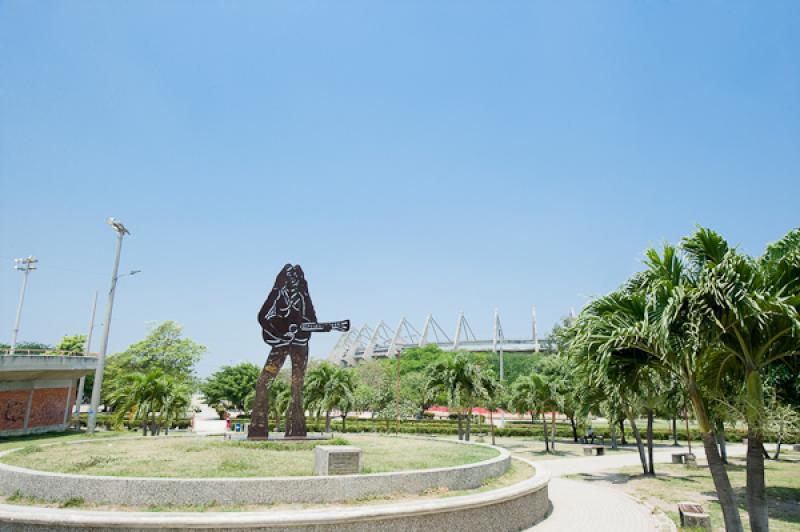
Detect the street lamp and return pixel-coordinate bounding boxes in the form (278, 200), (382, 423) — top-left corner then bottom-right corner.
(87, 218), (131, 434)
(9, 256), (38, 355)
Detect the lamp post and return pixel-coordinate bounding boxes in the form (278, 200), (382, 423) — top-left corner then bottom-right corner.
(9, 256), (38, 355)
(87, 218), (131, 434)
(73, 291), (98, 419)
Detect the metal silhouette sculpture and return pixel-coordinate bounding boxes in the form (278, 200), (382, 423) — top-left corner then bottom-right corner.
(249, 264), (349, 439)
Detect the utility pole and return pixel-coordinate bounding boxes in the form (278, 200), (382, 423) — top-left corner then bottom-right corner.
(74, 291), (98, 419)
(87, 218), (130, 434)
(9, 256), (38, 355)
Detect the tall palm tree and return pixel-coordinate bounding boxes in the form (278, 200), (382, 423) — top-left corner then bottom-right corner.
(571, 267), (743, 530)
(681, 227), (800, 532)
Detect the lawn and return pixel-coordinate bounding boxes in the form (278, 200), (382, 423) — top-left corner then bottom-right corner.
(569, 450), (800, 531)
(0, 433), (499, 478)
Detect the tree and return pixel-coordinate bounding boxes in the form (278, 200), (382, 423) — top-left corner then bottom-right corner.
(510, 373), (555, 452)
(304, 363), (356, 433)
(681, 227), (800, 532)
(569, 246), (744, 531)
(49, 335), (86, 356)
(201, 363), (260, 411)
(108, 368), (190, 436)
(425, 353), (487, 441)
(101, 321), (204, 410)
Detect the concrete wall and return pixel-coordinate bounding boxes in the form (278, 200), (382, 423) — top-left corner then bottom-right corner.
(0, 440), (511, 505)
(0, 356), (96, 437)
(0, 458), (550, 531)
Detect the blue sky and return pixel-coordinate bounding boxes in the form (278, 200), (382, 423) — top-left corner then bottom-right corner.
(1, 1), (798, 377)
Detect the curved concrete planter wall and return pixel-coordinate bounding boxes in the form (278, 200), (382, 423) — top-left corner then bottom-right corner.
(0, 439), (510, 506)
(0, 458), (549, 532)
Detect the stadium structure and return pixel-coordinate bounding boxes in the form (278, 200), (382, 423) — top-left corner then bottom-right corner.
(328, 307), (570, 367)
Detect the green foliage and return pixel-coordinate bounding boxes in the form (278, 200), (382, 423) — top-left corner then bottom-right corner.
(101, 321), (203, 407)
(201, 362), (260, 411)
(0, 341), (51, 353)
(48, 334), (87, 356)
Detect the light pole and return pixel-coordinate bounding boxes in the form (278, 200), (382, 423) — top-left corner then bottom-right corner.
(87, 218), (131, 434)
(74, 291), (99, 419)
(9, 256), (38, 355)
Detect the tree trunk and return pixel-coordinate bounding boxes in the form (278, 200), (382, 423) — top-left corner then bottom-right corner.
(542, 413), (550, 453)
(610, 421), (618, 449)
(773, 439), (782, 461)
(747, 430), (769, 532)
(745, 370), (769, 532)
(325, 410), (331, 433)
(646, 409), (655, 476)
(551, 411), (557, 450)
(716, 420), (728, 464)
(629, 416), (648, 475)
(489, 409), (495, 446)
(687, 379), (743, 532)
(569, 415), (578, 443)
(465, 409), (471, 442)
(619, 419), (627, 445)
(761, 444), (771, 460)
(342, 414), (347, 433)
(142, 422), (148, 436)
(457, 414), (464, 441)
(672, 416), (679, 446)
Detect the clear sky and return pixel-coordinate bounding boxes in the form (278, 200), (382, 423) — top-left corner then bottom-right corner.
(1, 1), (798, 377)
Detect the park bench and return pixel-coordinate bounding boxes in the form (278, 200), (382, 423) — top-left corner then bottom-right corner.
(671, 452), (696, 465)
(583, 445), (605, 456)
(678, 502), (711, 530)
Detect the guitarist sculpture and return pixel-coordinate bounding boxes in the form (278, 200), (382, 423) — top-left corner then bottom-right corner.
(249, 264), (349, 439)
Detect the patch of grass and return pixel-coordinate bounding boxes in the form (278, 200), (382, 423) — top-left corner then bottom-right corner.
(65, 455), (120, 472)
(60, 497), (85, 508)
(1, 434), (498, 478)
(221, 437), (350, 452)
(16, 445), (42, 455)
(570, 454), (800, 531)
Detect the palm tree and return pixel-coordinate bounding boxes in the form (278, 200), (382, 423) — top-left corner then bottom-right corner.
(159, 377), (192, 435)
(570, 263), (744, 531)
(304, 362), (338, 432)
(324, 367), (357, 433)
(269, 378), (291, 432)
(109, 368), (170, 436)
(425, 353), (485, 440)
(510, 373), (554, 452)
(681, 227), (800, 531)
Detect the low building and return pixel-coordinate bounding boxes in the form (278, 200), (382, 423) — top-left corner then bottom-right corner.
(0, 355), (96, 437)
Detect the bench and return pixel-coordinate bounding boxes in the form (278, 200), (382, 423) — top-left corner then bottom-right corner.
(672, 452), (696, 465)
(678, 502), (711, 530)
(583, 445), (605, 456)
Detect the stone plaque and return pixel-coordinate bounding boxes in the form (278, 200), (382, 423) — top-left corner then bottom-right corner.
(314, 445), (362, 476)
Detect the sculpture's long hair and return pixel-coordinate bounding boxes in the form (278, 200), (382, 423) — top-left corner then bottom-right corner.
(266, 264), (316, 321)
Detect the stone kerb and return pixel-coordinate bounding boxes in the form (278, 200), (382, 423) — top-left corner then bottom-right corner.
(0, 438), (510, 506)
(0, 458), (549, 532)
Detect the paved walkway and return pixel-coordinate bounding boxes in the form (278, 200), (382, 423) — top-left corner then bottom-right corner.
(190, 394), (226, 434)
(521, 443), (747, 531)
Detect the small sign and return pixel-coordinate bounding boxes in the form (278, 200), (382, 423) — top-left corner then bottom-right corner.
(314, 446), (362, 476)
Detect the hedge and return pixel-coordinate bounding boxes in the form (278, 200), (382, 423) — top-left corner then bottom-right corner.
(75, 414), (192, 431)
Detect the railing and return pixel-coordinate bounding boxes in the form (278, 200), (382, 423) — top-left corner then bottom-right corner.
(0, 348), (99, 357)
